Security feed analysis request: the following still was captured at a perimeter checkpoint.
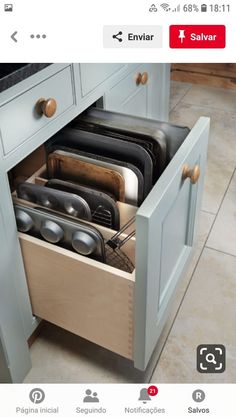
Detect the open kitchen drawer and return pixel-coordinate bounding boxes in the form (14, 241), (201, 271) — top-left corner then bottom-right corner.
(12, 116), (209, 371)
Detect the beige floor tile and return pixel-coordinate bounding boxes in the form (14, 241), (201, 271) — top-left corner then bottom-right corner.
(151, 248), (236, 383)
(24, 323), (144, 383)
(170, 81), (192, 111)
(170, 102), (236, 214)
(207, 170), (236, 256)
(182, 85), (236, 112)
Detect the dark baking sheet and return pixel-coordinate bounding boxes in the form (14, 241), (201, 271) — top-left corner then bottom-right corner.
(74, 107), (190, 168)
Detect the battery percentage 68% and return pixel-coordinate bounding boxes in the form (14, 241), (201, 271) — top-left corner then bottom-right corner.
(183, 4), (200, 12)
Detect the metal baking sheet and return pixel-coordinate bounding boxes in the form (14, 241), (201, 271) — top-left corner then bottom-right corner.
(47, 150), (126, 202)
(46, 178), (120, 230)
(46, 127), (153, 198)
(49, 149), (140, 206)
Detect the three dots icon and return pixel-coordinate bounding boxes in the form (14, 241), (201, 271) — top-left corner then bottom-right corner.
(30, 34), (47, 39)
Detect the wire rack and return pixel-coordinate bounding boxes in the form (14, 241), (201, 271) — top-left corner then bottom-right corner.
(105, 217), (135, 273)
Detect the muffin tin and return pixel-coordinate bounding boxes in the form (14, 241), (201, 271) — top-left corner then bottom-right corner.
(46, 178), (120, 230)
(17, 182), (92, 221)
(15, 204), (106, 262)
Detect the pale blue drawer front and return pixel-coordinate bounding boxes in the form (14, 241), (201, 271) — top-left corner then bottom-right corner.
(105, 64), (170, 121)
(105, 66), (143, 106)
(0, 65), (76, 156)
(80, 64), (125, 97)
(121, 87), (148, 118)
(134, 117), (210, 370)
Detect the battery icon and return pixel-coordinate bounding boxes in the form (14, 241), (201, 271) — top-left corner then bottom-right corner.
(201, 4), (207, 12)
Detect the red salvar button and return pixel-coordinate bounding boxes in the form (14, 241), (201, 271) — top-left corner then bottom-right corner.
(170, 25), (226, 48)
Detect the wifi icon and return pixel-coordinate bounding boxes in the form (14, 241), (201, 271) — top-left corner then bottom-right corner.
(160, 3), (171, 11)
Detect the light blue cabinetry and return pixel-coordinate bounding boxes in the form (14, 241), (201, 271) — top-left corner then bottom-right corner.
(0, 200), (31, 382)
(0, 63), (209, 381)
(104, 64), (170, 121)
(135, 117), (209, 369)
(0, 65), (76, 156)
(79, 64), (125, 97)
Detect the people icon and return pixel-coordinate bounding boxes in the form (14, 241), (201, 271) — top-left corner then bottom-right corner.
(83, 389), (99, 403)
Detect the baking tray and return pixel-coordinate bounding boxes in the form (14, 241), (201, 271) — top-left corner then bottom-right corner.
(46, 127), (153, 198)
(74, 107), (190, 169)
(47, 150), (126, 202)
(17, 182), (92, 221)
(47, 147), (142, 206)
(14, 204), (106, 263)
(46, 178), (120, 230)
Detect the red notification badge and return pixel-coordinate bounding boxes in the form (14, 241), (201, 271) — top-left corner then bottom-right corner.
(147, 385), (158, 396)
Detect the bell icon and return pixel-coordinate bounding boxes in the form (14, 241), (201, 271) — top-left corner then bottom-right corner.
(138, 388), (151, 403)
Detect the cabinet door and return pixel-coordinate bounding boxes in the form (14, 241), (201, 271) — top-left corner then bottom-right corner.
(134, 117), (210, 370)
(104, 64), (170, 121)
(0, 202), (31, 382)
(0, 335), (11, 382)
(80, 64), (125, 97)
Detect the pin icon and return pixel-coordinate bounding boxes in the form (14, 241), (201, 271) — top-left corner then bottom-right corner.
(178, 29), (186, 43)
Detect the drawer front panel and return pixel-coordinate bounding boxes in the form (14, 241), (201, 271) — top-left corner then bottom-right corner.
(119, 87), (147, 119)
(80, 64), (125, 97)
(105, 64), (146, 115)
(20, 234), (134, 360)
(134, 117), (210, 370)
(0, 65), (75, 155)
(105, 64), (170, 121)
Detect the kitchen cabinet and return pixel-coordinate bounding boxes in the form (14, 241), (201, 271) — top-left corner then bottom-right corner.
(0, 339), (11, 383)
(79, 64), (125, 97)
(0, 63), (209, 381)
(105, 64), (170, 121)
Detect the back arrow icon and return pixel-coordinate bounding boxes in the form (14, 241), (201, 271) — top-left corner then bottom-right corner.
(11, 31), (18, 42)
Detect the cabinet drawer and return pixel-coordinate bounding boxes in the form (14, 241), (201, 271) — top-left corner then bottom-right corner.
(79, 64), (125, 97)
(20, 234), (135, 360)
(105, 64), (147, 117)
(105, 64), (167, 120)
(0, 65), (76, 156)
(17, 117), (210, 370)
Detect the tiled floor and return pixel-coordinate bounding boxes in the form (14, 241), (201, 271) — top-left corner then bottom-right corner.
(24, 81), (236, 383)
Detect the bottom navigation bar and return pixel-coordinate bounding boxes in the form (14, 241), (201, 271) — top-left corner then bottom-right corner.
(0, 384), (234, 418)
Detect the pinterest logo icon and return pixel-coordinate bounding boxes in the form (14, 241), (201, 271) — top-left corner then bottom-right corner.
(29, 388), (45, 404)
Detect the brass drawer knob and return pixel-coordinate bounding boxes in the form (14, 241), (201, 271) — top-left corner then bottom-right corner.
(135, 72), (142, 86)
(36, 97), (57, 118)
(141, 72), (148, 85)
(182, 164), (200, 184)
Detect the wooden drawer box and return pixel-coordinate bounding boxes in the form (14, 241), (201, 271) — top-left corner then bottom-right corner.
(15, 117), (210, 371)
(20, 234), (135, 360)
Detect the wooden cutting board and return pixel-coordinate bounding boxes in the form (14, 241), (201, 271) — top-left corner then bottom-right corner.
(47, 151), (125, 202)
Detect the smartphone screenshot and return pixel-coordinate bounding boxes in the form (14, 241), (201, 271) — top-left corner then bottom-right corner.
(0, 1), (235, 417)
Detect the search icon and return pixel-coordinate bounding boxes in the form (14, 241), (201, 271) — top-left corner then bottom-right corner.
(205, 353), (217, 364)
